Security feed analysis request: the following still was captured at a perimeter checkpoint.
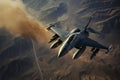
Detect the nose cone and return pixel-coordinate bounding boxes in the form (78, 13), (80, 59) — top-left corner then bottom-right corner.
(58, 46), (67, 57)
(58, 44), (72, 58)
(58, 34), (76, 58)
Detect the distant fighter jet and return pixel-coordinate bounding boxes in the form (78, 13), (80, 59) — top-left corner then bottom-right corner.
(47, 18), (112, 60)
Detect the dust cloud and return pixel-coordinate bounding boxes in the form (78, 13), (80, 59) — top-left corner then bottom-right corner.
(0, 0), (50, 43)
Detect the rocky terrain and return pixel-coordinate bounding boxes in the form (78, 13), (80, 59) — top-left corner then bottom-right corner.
(0, 0), (120, 80)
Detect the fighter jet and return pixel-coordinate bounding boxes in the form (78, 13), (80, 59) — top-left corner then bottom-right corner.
(47, 18), (112, 60)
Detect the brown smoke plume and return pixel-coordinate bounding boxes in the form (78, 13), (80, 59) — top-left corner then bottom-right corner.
(0, 0), (50, 43)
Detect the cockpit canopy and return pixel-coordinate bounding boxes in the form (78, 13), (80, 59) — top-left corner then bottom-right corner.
(67, 34), (77, 44)
(70, 28), (80, 33)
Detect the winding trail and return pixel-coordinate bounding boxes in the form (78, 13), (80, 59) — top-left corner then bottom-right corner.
(32, 40), (43, 80)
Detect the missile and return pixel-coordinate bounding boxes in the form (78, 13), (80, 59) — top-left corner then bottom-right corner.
(50, 39), (62, 49)
(48, 34), (59, 43)
(90, 48), (100, 60)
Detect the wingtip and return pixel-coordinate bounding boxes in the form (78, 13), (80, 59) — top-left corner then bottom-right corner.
(47, 24), (55, 30)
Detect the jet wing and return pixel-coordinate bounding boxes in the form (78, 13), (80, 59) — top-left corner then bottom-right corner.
(47, 26), (69, 41)
(81, 38), (108, 50)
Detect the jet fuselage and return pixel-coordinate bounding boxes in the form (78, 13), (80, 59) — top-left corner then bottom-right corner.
(58, 30), (88, 57)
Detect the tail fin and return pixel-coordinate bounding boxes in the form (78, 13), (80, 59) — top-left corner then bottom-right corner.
(84, 17), (92, 31)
